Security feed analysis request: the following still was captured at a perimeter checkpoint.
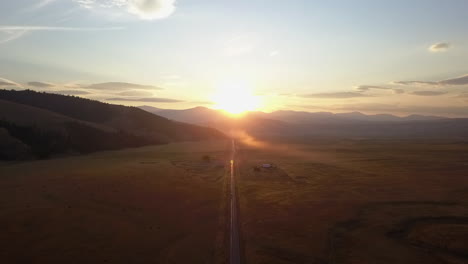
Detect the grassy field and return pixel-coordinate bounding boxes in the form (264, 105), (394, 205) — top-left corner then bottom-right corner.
(236, 139), (468, 264)
(2, 138), (468, 264)
(0, 140), (230, 264)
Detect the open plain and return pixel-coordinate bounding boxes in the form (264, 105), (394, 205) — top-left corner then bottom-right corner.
(2, 138), (468, 264)
(236, 139), (468, 264)
(0, 140), (230, 264)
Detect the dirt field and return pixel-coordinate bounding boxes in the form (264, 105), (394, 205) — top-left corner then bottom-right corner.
(0, 140), (230, 264)
(236, 139), (468, 264)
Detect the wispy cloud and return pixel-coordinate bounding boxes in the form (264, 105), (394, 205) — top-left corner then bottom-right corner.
(106, 97), (184, 103)
(0, 25), (124, 44)
(0, 26), (124, 31)
(52, 90), (91, 95)
(87, 82), (162, 91)
(395, 73), (468, 86)
(439, 74), (468, 85)
(116, 90), (154, 96)
(299, 92), (372, 99)
(410, 91), (447, 96)
(73, 0), (177, 20)
(29, 0), (59, 10)
(429, 42), (450, 52)
(28, 81), (55, 88)
(355, 85), (404, 94)
(333, 103), (468, 117)
(0, 77), (23, 88)
(295, 103), (468, 117)
(393, 80), (438, 86)
(0, 30), (28, 44)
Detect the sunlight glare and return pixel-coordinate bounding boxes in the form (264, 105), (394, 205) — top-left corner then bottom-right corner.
(212, 81), (260, 115)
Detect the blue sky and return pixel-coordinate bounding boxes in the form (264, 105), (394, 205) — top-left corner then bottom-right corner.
(1, 0), (468, 116)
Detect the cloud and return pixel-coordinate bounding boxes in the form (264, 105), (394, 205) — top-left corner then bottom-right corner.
(294, 103), (468, 117)
(429, 42), (450, 52)
(356, 85), (404, 94)
(52, 90), (91, 95)
(0, 81), (15, 86)
(28, 81), (55, 88)
(29, 0), (59, 10)
(87, 82), (162, 91)
(439, 74), (468, 85)
(116, 90), (154, 96)
(410, 91), (447, 96)
(395, 74), (468, 86)
(299, 92), (372, 99)
(0, 77), (22, 87)
(73, 0), (176, 20)
(128, 0), (176, 20)
(0, 26), (124, 31)
(393, 81), (438, 86)
(106, 97), (184, 103)
(0, 25), (124, 44)
(333, 103), (468, 117)
(73, 0), (127, 9)
(355, 85), (387, 91)
(0, 30), (28, 44)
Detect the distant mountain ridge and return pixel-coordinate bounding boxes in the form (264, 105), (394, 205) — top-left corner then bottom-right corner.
(139, 106), (468, 140)
(0, 90), (224, 160)
(139, 106), (446, 124)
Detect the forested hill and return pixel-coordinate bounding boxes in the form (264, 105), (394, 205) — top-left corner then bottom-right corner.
(0, 90), (225, 160)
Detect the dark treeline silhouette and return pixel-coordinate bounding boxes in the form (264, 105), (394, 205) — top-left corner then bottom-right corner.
(0, 120), (157, 160)
(0, 120), (66, 159)
(0, 89), (225, 160)
(64, 122), (158, 153)
(0, 89), (116, 123)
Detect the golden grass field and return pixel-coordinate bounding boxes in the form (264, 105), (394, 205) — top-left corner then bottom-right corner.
(0, 140), (231, 264)
(2, 138), (468, 264)
(236, 140), (468, 264)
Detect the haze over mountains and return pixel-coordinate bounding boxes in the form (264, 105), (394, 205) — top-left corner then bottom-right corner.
(140, 105), (444, 123)
(140, 105), (468, 140)
(2, 89), (467, 161)
(0, 90), (224, 160)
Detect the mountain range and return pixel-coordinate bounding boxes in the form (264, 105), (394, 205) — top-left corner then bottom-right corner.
(139, 105), (468, 140)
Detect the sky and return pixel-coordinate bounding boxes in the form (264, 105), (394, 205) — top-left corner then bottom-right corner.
(1, 0), (468, 116)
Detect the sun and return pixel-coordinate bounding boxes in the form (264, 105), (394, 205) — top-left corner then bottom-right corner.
(211, 81), (261, 115)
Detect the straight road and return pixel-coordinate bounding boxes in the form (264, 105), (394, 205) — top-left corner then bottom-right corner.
(230, 139), (241, 264)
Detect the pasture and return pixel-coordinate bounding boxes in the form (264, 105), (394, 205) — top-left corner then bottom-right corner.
(236, 139), (468, 264)
(0, 140), (230, 264)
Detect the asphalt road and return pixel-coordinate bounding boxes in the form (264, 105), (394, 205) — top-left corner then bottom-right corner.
(230, 139), (241, 264)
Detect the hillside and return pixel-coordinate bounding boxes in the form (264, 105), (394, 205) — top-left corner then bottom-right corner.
(148, 106), (227, 125)
(0, 90), (225, 160)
